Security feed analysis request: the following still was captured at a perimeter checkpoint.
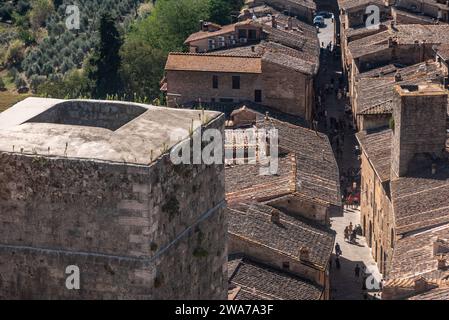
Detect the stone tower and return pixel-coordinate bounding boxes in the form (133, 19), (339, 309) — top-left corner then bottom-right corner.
(391, 84), (448, 178)
(0, 98), (227, 300)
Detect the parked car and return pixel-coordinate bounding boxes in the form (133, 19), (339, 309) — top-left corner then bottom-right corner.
(316, 11), (333, 19)
(313, 15), (325, 27)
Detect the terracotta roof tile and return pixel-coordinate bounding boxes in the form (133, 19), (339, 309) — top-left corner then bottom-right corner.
(228, 203), (336, 269)
(228, 256), (323, 300)
(165, 53), (262, 73)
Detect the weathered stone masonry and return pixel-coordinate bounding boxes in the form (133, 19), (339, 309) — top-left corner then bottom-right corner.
(0, 99), (227, 300)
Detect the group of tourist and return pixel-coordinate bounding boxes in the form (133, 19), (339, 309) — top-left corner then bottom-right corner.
(341, 167), (361, 208)
(344, 222), (362, 244)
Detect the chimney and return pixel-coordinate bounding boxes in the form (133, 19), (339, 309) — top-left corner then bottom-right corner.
(199, 20), (205, 31)
(391, 84), (448, 178)
(251, 45), (255, 52)
(390, 20), (398, 31)
(288, 17), (293, 30)
(271, 15), (277, 29)
(270, 210), (280, 223)
(414, 277), (428, 293)
(394, 72), (402, 82)
(300, 247), (310, 262)
(437, 255), (447, 270)
(265, 111), (269, 121)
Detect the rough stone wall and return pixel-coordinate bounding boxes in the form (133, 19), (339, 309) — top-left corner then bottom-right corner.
(0, 116), (227, 300)
(27, 100), (147, 131)
(391, 89), (448, 177)
(359, 114), (390, 131)
(261, 60), (313, 120)
(360, 152), (394, 275)
(166, 65), (314, 120)
(268, 195), (329, 225)
(166, 70), (263, 107)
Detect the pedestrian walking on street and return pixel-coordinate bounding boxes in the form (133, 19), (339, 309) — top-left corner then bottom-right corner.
(355, 264), (360, 278)
(344, 226), (349, 242)
(335, 243), (342, 256)
(348, 222), (353, 234)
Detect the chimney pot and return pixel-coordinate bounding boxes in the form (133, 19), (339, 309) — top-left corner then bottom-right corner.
(414, 277), (428, 293)
(300, 247), (310, 261)
(271, 16), (277, 28)
(270, 210), (280, 223)
(437, 255), (447, 270)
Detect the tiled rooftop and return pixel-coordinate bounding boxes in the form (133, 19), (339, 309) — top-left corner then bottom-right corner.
(436, 43), (449, 62)
(338, 0), (386, 11)
(164, 53), (262, 73)
(355, 61), (443, 116)
(258, 118), (341, 206)
(210, 12), (320, 75)
(391, 160), (449, 235)
(223, 109), (341, 207)
(228, 256), (323, 300)
(225, 155), (296, 204)
(228, 203), (336, 269)
(388, 223), (449, 280)
(257, 0), (317, 10)
(348, 25), (449, 59)
(356, 129), (392, 182)
(408, 287), (449, 300)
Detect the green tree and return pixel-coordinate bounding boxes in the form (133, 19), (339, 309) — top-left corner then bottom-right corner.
(6, 39), (25, 67)
(88, 13), (123, 98)
(120, 0), (211, 99)
(134, 0), (210, 52)
(37, 69), (92, 98)
(209, 0), (233, 25)
(120, 38), (166, 100)
(29, 0), (55, 30)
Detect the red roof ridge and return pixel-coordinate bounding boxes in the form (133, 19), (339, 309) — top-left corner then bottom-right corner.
(168, 52), (263, 58)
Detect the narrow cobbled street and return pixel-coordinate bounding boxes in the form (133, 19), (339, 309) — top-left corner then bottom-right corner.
(314, 3), (382, 300)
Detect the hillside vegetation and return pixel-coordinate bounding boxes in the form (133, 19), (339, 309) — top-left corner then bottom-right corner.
(0, 0), (243, 106)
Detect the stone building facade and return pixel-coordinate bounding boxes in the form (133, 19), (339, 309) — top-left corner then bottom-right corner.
(163, 9), (319, 122)
(0, 98), (227, 299)
(356, 84), (449, 297)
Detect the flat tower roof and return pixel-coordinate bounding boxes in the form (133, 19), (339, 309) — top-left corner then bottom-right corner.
(0, 98), (221, 165)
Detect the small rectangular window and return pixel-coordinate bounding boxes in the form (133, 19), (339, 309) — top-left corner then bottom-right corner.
(248, 29), (257, 40)
(255, 90), (262, 103)
(212, 75), (218, 89)
(232, 76), (240, 89)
